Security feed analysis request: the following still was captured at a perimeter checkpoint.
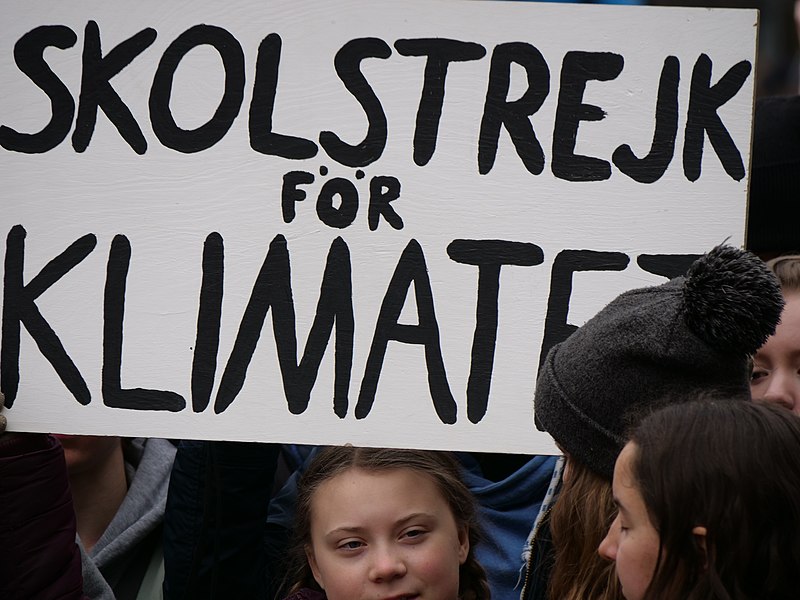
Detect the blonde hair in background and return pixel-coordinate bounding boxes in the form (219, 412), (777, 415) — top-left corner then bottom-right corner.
(766, 254), (800, 292)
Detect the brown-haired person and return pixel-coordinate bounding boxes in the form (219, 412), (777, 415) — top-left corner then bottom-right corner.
(751, 255), (800, 415)
(599, 400), (800, 599)
(521, 245), (784, 600)
(282, 446), (490, 600)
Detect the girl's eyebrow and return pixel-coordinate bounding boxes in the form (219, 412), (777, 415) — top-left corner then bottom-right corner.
(396, 512), (436, 526)
(325, 525), (365, 538)
(324, 512), (437, 538)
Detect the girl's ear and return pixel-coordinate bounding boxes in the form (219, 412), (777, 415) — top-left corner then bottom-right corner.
(457, 525), (470, 564)
(306, 545), (325, 590)
(692, 526), (708, 568)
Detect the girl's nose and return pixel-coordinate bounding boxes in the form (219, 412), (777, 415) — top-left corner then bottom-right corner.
(762, 372), (800, 415)
(368, 546), (408, 583)
(598, 517), (619, 562)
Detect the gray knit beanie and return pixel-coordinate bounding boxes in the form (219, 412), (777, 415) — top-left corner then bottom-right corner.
(534, 245), (784, 481)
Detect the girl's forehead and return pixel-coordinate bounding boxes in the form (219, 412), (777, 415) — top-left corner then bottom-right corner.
(312, 466), (445, 504)
(614, 443), (640, 489)
(308, 466), (456, 527)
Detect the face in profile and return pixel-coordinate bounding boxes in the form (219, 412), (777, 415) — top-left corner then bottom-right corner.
(598, 442), (660, 600)
(305, 466), (469, 600)
(751, 293), (800, 415)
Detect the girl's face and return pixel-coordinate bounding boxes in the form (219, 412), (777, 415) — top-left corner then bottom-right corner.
(598, 443), (660, 600)
(751, 292), (800, 415)
(306, 466), (469, 600)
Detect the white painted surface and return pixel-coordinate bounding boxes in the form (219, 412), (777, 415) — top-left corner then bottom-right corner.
(0, 0), (757, 453)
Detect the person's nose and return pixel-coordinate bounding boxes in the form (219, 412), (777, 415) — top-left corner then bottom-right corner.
(761, 370), (800, 415)
(368, 544), (408, 583)
(598, 516), (619, 562)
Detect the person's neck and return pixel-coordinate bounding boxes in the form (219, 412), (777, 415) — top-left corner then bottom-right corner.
(69, 443), (128, 553)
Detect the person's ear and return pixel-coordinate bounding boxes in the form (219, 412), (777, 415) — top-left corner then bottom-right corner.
(306, 545), (325, 590)
(457, 525), (470, 564)
(692, 526), (708, 568)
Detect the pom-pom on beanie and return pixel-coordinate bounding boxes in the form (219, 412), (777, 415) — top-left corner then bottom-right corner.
(534, 245), (784, 481)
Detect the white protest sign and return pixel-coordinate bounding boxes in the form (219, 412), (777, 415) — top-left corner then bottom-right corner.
(0, 0), (757, 453)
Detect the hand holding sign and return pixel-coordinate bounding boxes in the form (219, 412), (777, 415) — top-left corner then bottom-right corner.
(0, 392), (52, 451)
(0, 392), (17, 444)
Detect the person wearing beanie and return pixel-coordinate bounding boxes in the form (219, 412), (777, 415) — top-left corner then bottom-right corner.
(520, 244), (784, 600)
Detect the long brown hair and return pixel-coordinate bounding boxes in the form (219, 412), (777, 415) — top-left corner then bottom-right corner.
(284, 446), (490, 600)
(548, 459), (623, 600)
(631, 400), (800, 599)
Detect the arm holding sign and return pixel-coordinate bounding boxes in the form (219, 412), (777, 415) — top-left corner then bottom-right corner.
(0, 395), (89, 600)
(0, 396), (173, 600)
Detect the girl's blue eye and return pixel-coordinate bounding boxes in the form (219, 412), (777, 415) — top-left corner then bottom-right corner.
(402, 528), (428, 542)
(339, 540), (363, 550)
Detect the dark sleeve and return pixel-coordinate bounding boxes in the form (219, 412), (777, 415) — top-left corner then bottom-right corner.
(0, 434), (88, 600)
(162, 440), (280, 600)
